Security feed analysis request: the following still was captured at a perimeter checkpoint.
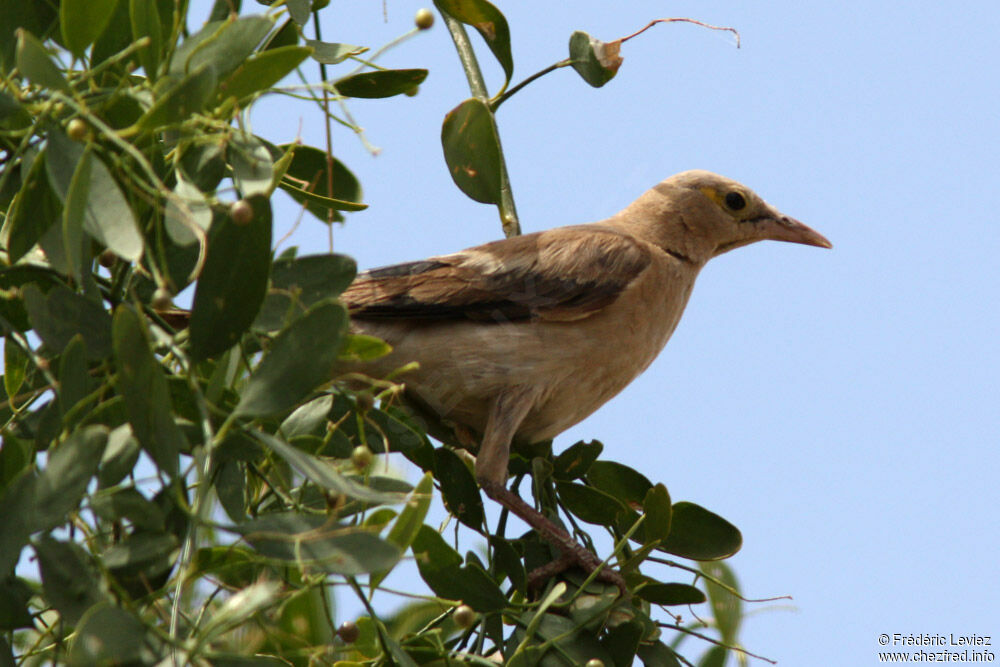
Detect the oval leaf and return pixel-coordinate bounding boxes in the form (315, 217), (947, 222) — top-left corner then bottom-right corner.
(189, 195), (272, 360)
(255, 253), (357, 331)
(334, 69), (428, 99)
(230, 132), (274, 196)
(556, 481), (627, 527)
(637, 582), (706, 606)
(586, 460), (652, 507)
(411, 525), (506, 612)
(553, 439), (603, 480)
(238, 513), (401, 575)
(15, 29), (71, 93)
(218, 45), (312, 102)
(700, 560), (742, 644)
(434, 0), (513, 91)
(441, 98), (502, 205)
(275, 142), (365, 219)
(434, 447), (484, 531)
(61, 0), (120, 57)
(236, 300), (348, 416)
(112, 305), (184, 475)
(22, 285), (112, 359)
(305, 39), (367, 64)
(659, 501), (742, 560)
(641, 483), (672, 544)
(569, 31), (623, 88)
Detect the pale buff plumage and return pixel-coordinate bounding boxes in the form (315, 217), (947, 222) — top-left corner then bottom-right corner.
(341, 170), (831, 587)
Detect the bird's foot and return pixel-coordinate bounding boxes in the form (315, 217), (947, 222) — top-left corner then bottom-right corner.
(527, 550), (628, 596)
(480, 480), (628, 597)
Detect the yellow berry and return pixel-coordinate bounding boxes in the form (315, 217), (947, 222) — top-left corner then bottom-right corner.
(415, 8), (434, 30)
(67, 118), (88, 142)
(453, 604), (476, 628)
(151, 287), (173, 310)
(351, 446), (374, 471)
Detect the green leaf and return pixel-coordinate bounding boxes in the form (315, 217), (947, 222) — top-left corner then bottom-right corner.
(637, 582), (706, 606)
(602, 620), (643, 667)
(189, 194), (272, 360)
(134, 63), (218, 130)
(274, 142), (365, 221)
(218, 44), (312, 102)
(47, 129), (144, 262)
(253, 431), (406, 505)
(553, 440), (603, 480)
(0, 576), (34, 631)
(441, 98), (502, 204)
(556, 481), (628, 527)
(637, 641), (683, 667)
(586, 460), (653, 506)
(238, 513), (401, 575)
(91, 488), (166, 531)
(22, 284), (112, 359)
(102, 530), (178, 597)
(171, 15), (273, 78)
(200, 580), (282, 644)
(15, 29), (71, 93)
(284, 0), (310, 25)
(112, 304), (184, 475)
(700, 560), (742, 645)
(91, 0), (132, 66)
(230, 132), (274, 196)
(98, 425), (141, 488)
(411, 525), (506, 612)
(61, 146), (91, 282)
(569, 30), (623, 88)
(34, 425), (108, 529)
(370, 471), (433, 589)
(192, 545), (269, 589)
(34, 536), (105, 625)
(641, 483), (672, 544)
(697, 645), (729, 667)
(304, 39), (367, 64)
(67, 602), (153, 666)
(334, 69), (428, 99)
(61, 0), (121, 58)
(660, 501), (742, 560)
(277, 394), (333, 439)
(236, 300), (348, 416)
(338, 334), (391, 362)
(129, 0), (163, 78)
(0, 471), (37, 574)
(58, 335), (94, 425)
(164, 171), (212, 245)
(434, 0), (513, 91)
(434, 447), (484, 531)
(3, 336), (28, 405)
(0, 90), (31, 130)
(6, 153), (61, 263)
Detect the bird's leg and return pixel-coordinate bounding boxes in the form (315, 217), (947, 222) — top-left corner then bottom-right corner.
(475, 389), (626, 595)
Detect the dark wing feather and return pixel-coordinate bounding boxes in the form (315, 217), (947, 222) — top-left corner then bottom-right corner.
(341, 225), (653, 323)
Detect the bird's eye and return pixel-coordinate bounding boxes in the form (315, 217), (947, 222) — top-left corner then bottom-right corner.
(724, 191), (747, 211)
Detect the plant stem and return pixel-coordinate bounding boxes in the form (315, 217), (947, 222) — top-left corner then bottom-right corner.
(439, 12), (521, 237)
(490, 60), (571, 112)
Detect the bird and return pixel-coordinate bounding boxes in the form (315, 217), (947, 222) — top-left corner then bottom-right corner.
(340, 170), (831, 589)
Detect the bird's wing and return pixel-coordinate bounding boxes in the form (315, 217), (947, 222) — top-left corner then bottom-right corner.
(341, 225), (654, 323)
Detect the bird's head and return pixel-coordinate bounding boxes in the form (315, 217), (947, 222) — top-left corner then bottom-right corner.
(619, 170), (832, 263)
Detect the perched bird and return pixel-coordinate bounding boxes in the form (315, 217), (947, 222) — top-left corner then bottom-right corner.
(341, 170), (831, 587)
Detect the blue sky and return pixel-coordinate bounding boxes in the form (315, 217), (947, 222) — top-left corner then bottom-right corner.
(225, 1), (998, 663)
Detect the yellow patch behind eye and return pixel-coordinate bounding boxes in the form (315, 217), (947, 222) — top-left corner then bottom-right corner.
(699, 186), (755, 220)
